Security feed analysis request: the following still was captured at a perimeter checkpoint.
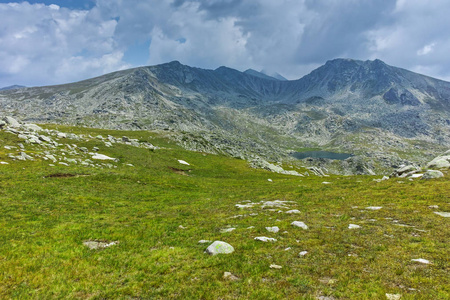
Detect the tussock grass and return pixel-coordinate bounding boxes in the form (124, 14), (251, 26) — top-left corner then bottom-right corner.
(0, 126), (448, 299)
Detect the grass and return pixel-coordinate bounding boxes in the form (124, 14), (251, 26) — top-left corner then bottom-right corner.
(0, 126), (449, 299)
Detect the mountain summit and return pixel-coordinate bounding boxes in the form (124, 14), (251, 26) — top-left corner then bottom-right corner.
(0, 58), (449, 173)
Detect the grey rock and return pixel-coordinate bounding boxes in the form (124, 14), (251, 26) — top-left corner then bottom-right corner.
(427, 155), (450, 169)
(291, 221), (308, 230)
(254, 236), (277, 242)
(83, 240), (119, 250)
(265, 226), (280, 233)
(23, 123), (43, 132)
(422, 170), (444, 179)
(205, 241), (234, 255)
(3, 116), (21, 127)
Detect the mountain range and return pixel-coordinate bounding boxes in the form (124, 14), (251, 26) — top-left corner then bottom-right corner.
(1, 58), (449, 174)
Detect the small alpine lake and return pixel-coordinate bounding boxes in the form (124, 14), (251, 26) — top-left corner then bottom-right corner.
(292, 150), (353, 160)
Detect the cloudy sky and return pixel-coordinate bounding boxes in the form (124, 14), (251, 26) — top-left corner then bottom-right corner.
(1, 0), (450, 87)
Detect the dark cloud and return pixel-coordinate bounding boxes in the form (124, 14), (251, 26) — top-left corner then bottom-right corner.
(1, 0), (450, 87)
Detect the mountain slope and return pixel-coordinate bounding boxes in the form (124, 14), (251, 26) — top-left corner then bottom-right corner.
(1, 58), (449, 173)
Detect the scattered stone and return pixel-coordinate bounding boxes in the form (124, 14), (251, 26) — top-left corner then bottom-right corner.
(220, 228), (236, 233)
(285, 209), (301, 214)
(125, 163), (134, 167)
(299, 251), (308, 257)
(83, 240), (119, 250)
(411, 258), (430, 264)
(178, 225), (187, 229)
(205, 241), (234, 255)
(178, 160), (190, 165)
(23, 123), (43, 132)
(322, 181), (331, 184)
(385, 294), (401, 300)
(316, 297), (335, 300)
(58, 162), (69, 166)
(422, 170), (444, 179)
(348, 224), (361, 229)
(261, 200), (292, 209)
(291, 221), (308, 230)
(93, 147), (100, 151)
(267, 179), (273, 182)
(92, 154), (116, 161)
(269, 264), (282, 269)
(265, 226), (279, 233)
(198, 240), (211, 244)
(254, 236), (277, 242)
(284, 247), (291, 251)
(223, 272), (239, 281)
(428, 205), (439, 209)
(235, 203), (255, 209)
(57, 132), (67, 139)
(246, 226), (255, 229)
(365, 206), (382, 210)
(427, 155), (450, 169)
(434, 212), (450, 217)
(1, 162), (9, 165)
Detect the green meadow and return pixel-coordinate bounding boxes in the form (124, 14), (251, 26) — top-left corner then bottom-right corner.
(0, 126), (448, 299)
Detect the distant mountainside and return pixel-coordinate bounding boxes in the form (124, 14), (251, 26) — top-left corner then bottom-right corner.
(1, 58), (449, 174)
(0, 85), (26, 91)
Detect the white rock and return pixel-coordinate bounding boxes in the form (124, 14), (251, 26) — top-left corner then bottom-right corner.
(23, 123), (43, 132)
(4, 116), (21, 127)
(221, 228), (236, 233)
(411, 258), (430, 264)
(178, 160), (190, 165)
(285, 209), (301, 214)
(83, 240), (119, 250)
(198, 240), (211, 244)
(428, 205), (439, 209)
(92, 154), (115, 160)
(284, 247), (291, 251)
(269, 264), (282, 269)
(267, 179), (273, 182)
(299, 251), (308, 256)
(365, 206), (382, 210)
(348, 224), (361, 229)
(223, 272), (239, 281)
(254, 236), (277, 242)
(291, 221), (308, 230)
(235, 203), (255, 209)
(265, 226), (279, 233)
(322, 181), (332, 184)
(0, 162), (9, 165)
(385, 293), (401, 300)
(434, 212), (450, 217)
(205, 241), (234, 255)
(58, 162), (69, 166)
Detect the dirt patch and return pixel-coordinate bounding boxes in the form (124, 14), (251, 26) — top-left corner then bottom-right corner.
(168, 166), (191, 176)
(45, 173), (90, 178)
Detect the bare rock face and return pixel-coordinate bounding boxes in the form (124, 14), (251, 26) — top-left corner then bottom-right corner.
(3, 116), (21, 127)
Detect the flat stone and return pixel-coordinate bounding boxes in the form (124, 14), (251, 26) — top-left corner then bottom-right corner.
(348, 224), (361, 229)
(299, 251), (308, 256)
(291, 221), (308, 230)
(198, 240), (211, 244)
(92, 154), (116, 160)
(265, 226), (279, 233)
(0, 162), (9, 165)
(269, 264), (282, 269)
(220, 228), (236, 233)
(385, 294), (401, 300)
(285, 209), (300, 214)
(254, 236), (277, 242)
(434, 212), (450, 217)
(365, 206), (382, 210)
(178, 160), (190, 165)
(83, 240), (119, 250)
(205, 241), (234, 255)
(411, 258), (430, 264)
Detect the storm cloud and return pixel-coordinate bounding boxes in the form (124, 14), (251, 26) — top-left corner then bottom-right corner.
(1, 0), (450, 87)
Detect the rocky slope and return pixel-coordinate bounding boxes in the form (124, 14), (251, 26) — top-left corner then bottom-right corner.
(1, 59), (449, 174)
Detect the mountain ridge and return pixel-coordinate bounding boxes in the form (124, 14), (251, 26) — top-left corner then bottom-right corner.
(1, 58), (449, 174)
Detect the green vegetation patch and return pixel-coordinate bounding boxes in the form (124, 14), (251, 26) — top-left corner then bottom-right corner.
(0, 126), (449, 299)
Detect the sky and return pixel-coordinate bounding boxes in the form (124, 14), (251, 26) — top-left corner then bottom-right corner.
(1, 0), (450, 87)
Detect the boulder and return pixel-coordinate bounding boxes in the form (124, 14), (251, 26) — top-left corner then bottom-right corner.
(3, 116), (21, 127)
(426, 155), (450, 169)
(205, 241), (234, 255)
(92, 154), (116, 161)
(422, 170), (444, 179)
(23, 123), (43, 132)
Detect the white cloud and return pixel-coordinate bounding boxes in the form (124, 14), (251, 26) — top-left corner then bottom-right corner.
(2, 0), (450, 86)
(417, 43), (435, 56)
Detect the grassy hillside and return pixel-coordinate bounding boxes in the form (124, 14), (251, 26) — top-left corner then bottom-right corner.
(0, 125), (449, 299)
